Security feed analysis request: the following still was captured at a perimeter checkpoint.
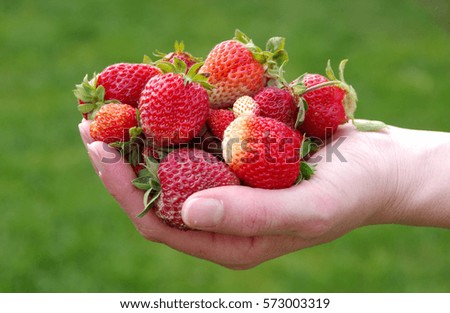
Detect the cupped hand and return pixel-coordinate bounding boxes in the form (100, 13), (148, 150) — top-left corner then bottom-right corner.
(78, 119), (423, 269)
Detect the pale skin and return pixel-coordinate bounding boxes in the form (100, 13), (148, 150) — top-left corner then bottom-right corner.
(79, 119), (450, 269)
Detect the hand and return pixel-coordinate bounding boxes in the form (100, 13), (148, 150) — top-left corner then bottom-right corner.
(79, 119), (450, 269)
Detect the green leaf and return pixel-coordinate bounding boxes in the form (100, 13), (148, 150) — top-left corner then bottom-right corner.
(174, 40), (185, 53)
(266, 36), (285, 52)
(109, 141), (125, 149)
(300, 161), (315, 180)
(129, 126), (142, 139)
(234, 29), (251, 44)
(142, 54), (153, 64)
(144, 156), (159, 177)
(156, 61), (176, 73)
(325, 59), (338, 81)
(271, 49), (289, 67)
(77, 103), (95, 114)
(187, 62), (204, 78)
(294, 97), (307, 128)
(173, 57), (187, 74)
(300, 137), (319, 159)
(338, 59), (348, 83)
(137, 189), (162, 218)
(132, 176), (152, 190)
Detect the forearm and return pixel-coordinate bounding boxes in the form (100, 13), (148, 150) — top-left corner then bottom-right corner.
(374, 127), (450, 228)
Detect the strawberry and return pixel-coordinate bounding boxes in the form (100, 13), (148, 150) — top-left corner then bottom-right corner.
(292, 60), (386, 139)
(89, 103), (139, 144)
(199, 30), (288, 109)
(98, 63), (161, 107)
(295, 73), (347, 139)
(223, 115), (303, 189)
(253, 86), (298, 128)
(138, 61), (211, 146)
(133, 148), (240, 229)
(154, 41), (201, 71)
(74, 63), (161, 118)
(232, 96), (260, 117)
(206, 109), (235, 140)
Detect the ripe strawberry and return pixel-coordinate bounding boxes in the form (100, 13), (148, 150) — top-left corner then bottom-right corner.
(253, 86), (298, 128)
(294, 73), (347, 139)
(291, 60), (387, 139)
(139, 62), (210, 146)
(98, 63), (161, 107)
(206, 109), (235, 140)
(133, 148), (240, 229)
(232, 96), (260, 117)
(89, 103), (138, 144)
(199, 30), (288, 109)
(223, 115), (303, 189)
(74, 63), (161, 118)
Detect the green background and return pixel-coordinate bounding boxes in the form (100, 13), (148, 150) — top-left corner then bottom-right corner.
(1, 0), (449, 292)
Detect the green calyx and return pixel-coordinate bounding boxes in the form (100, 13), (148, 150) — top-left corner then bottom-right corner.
(73, 73), (119, 119)
(233, 29), (289, 85)
(132, 155), (162, 218)
(152, 40), (203, 64)
(294, 137), (318, 185)
(156, 59), (213, 90)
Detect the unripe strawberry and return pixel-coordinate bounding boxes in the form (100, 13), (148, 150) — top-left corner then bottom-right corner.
(232, 96), (260, 117)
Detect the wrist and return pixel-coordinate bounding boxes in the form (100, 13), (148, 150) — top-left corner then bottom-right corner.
(371, 127), (450, 228)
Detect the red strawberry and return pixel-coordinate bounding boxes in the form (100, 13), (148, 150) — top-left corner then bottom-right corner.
(253, 86), (298, 128)
(295, 73), (347, 139)
(223, 115), (303, 189)
(139, 63), (210, 146)
(206, 109), (235, 140)
(199, 30), (287, 109)
(133, 148), (240, 229)
(291, 60), (387, 139)
(74, 63), (161, 118)
(89, 103), (138, 144)
(98, 63), (161, 107)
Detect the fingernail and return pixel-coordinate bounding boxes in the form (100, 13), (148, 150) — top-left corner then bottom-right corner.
(182, 198), (224, 228)
(87, 143), (104, 176)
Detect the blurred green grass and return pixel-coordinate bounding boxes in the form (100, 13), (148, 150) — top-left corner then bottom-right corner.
(0, 0), (449, 292)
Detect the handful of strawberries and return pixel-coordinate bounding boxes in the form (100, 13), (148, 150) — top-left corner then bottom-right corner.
(74, 30), (384, 230)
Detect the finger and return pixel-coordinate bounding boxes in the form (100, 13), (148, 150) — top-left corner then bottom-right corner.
(181, 183), (335, 238)
(78, 119), (93, 148)
(86, 141), (167, 232)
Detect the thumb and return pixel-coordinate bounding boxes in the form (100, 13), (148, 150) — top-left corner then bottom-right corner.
(181, 184), (333, 237)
